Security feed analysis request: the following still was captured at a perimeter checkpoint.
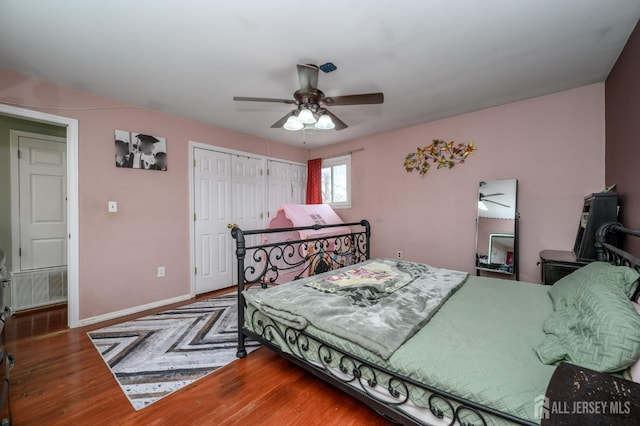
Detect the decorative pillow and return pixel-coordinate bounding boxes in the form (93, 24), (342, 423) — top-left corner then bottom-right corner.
(535, 280), (640, 372)
(548, 261), (639, 309)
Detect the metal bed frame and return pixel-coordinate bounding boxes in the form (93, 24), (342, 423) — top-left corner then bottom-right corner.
(596, 222), (640, 300)
(231, 221), (640, 426)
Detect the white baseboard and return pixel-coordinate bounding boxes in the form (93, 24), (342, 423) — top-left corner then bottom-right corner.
(78, 293), (192, 327)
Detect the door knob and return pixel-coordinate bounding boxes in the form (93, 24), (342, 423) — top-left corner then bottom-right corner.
(227, 223), (238, 229)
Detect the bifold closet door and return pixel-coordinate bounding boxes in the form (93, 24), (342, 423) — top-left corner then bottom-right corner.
(266, 160), (307, 219)
(193, 148), (233, 293)
(290, 164), (307, 205)
(266, 161), (292, 220)
(194, 149), (265, 294)
(231, 156), (264, 284)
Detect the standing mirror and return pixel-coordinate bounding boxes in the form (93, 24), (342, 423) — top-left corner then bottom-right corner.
(475, 179), (519, 280)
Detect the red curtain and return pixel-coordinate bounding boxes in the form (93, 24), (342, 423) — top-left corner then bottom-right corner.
(306, 158), (323, 204)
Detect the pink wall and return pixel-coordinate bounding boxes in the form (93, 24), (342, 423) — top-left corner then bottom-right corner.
(0, 69), (307, 320)
(311, 84), (606, 283)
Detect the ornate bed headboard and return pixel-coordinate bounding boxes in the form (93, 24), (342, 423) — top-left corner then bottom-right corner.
(231, 220), (370, 287)
(596, 222), (640, 300)
(232, 220), (370, 360)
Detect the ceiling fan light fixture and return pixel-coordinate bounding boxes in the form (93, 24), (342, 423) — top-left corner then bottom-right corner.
(478, 200), (488, 211)
(297, 108), (317, 124)
(314, 114), (335, 130)
(283, 115), (303, 131)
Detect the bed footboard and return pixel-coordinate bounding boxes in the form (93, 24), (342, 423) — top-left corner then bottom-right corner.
(244, 305), (534, 426)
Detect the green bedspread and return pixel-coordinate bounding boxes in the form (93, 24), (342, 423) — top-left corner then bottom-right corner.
(244, 259), (468, 359)
(245, 274), (556, 425)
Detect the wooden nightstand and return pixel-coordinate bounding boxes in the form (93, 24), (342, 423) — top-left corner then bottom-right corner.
(541, 362), (640, 425)
(539, 250), (590, 285)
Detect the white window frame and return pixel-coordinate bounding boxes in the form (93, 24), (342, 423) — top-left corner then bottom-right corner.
(321, 154), (351, 209)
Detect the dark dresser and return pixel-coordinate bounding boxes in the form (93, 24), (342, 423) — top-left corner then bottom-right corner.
(540, 192), (618, 285)
(540, 250), (590, 285)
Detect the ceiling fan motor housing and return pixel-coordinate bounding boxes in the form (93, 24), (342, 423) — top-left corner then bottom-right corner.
(294, 89), (324, 112)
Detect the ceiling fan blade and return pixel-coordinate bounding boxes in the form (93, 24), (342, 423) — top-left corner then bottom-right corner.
(323, 109), (348, 131)
(485, 200), (511, 208)
(482, 192), (505, 198)
(233, 96), (296, 104)
(297, 64), (319, 90)
(323, 92), (384, 106)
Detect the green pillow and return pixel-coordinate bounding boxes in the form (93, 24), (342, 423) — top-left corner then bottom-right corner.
(549, 261), (639, 309)
(535, 280), (640, 372)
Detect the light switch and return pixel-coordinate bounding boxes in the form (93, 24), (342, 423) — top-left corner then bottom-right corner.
(108, 201), (118, 213)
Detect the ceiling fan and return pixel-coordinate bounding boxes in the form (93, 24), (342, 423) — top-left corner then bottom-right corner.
(479, 192), (511, 208)
(233, 64), (384, 131)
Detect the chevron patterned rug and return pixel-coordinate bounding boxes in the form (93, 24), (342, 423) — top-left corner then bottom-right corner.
(88, 292), (261, 410)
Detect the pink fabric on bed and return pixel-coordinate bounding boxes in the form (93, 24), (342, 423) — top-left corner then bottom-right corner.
(264, 204), (352, 283)
(268, 204), (351, 239)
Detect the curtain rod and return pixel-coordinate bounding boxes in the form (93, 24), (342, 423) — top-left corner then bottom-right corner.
(321, 147), (365, 160)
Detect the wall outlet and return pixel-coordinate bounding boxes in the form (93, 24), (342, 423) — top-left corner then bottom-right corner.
(157, 266), (165, 278)
(396, 251), (403, 259)
(108, 201), (118, 213)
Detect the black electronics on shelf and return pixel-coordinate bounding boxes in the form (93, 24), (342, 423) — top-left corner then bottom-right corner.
(573, 192), (618, 261)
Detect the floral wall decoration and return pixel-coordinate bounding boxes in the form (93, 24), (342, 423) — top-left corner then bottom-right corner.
(404, 139), (476, 177)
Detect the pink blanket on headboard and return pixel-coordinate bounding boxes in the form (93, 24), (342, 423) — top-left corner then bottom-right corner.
(267, 204), (351, 240)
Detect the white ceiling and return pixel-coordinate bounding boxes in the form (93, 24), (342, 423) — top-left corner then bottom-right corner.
(0, 1), (639, 147)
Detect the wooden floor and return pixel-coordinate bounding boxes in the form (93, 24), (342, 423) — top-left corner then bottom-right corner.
(6, 294), (391, 425)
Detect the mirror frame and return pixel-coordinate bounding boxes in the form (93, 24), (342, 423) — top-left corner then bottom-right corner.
(488, 233), (515, 269)
(475, 179), (519, 280)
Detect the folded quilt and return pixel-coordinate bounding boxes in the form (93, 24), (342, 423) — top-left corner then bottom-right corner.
(243, 258), (468, 359)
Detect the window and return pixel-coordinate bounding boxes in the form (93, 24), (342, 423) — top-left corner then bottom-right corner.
(321, 155), (351, 208)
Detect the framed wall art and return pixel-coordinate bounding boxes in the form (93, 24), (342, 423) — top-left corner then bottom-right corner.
(115, 129), (167, 171)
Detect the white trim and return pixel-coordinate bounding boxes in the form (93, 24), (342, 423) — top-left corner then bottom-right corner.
(189, 141), (265, 160)
(187, 140), (307, 297)
(188, 142), (196, 298)
(262, 157), (307, 167)
(321, 154), (352, 209)
(78, 293), (192, 327)
(0, 104), (80, 328)
(9, 133), (19, 273)
(9, 130), (66, 273)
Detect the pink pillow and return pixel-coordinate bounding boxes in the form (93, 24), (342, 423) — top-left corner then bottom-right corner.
(629, 302), (640, 383)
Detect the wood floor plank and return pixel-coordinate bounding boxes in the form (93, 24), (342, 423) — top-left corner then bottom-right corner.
(6, 300), (392, 425)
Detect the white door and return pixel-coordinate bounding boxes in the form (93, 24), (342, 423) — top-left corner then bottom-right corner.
(266, 160), (291, 219)
(232, 156), (265, 282)
(291, 164), (307, 204)
(18, 135), (67, 270)
(193, 148), (305, 294)
(266, 161), (307, 219)
(232, 156), (264, 231)
(194, 148), (233, 293)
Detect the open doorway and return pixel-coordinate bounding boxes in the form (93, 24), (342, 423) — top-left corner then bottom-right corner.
(0, 104), (79, 328)
(3, 123), (67, 311)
